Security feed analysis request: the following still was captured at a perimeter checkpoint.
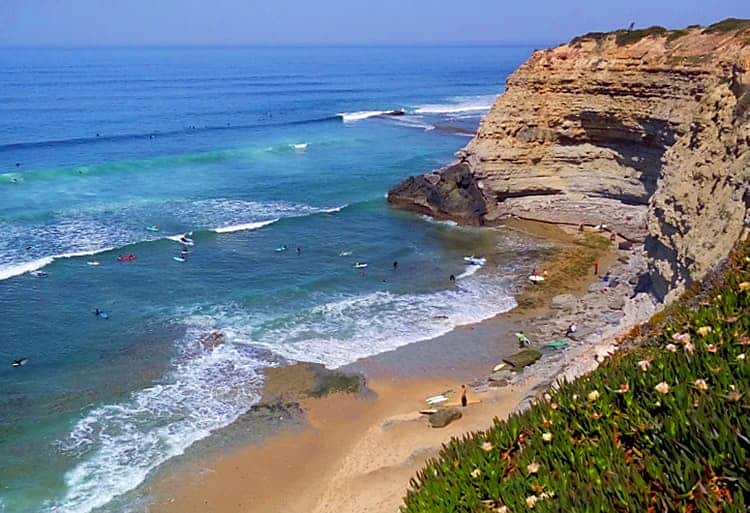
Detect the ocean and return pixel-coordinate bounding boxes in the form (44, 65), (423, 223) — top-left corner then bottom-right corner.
(0, 46), (535, 513)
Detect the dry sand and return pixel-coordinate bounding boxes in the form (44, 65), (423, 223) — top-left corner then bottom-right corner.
(151, 378), (527, 513)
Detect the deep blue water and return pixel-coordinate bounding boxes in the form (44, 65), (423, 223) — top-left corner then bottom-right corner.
(0, 46), (533, 513)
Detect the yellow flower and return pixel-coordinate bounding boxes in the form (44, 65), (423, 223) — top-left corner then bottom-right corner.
(525, 495), (538, 508)
(654, 382), (670, 395)
(526, 462), (540, 474)
(739, 282), (750, 291)
(542, 432), (552, 442)
(495, 506), (508, 513)
(481, 441), (494, 452)
(471, 468), (481, 478)
(587, 390), (600, 401)
(694, 379), (708, 392)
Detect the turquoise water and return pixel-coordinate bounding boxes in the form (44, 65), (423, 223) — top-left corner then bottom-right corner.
(0, 47), (533, 513)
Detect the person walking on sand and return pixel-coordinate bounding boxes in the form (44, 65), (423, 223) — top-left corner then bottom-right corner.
(566, 322), (577, 337)
(460, 384), (468, 407)
(593, 261), (599, 276)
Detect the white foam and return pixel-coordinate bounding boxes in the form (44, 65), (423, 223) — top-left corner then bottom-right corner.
(337, 110), (401, 122)
(51, 327), (268, 513)
(414, 95), (496, 115)
(457, 264), (482, 280)
(211, 219), (279, 234)
(290, 143), (308, 150)
(420, 214), (458, 227)
(0, 246), (118, 281)
(198, 271), (516, 370)
(0, 257), (55, 281)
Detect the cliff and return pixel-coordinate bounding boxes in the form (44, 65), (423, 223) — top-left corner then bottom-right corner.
(389, 19), (750, 301)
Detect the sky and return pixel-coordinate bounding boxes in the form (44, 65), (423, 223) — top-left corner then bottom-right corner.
(0, 0), (748, 47)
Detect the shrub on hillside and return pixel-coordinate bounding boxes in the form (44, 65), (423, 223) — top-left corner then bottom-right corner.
(402, 246), (750, 512)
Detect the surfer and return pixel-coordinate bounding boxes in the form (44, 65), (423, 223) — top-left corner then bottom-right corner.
(296, 246), (302, 255)
(94, 308), (101, 316)
(449, 274), (455, 282)
(393, 260), (398, 270)
(460, 385), (468, 407)
(12, 358), (28, 367)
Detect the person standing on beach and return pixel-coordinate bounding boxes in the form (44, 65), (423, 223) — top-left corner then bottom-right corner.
(594, 261), (599, 276)
(460, 385), (468, 407)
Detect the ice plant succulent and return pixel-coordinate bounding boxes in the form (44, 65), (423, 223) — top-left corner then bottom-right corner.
(654, 382), (670, 395)
(697, 326), (713, 337)
(694, 379), (708, 392)
(526, 462), (540, 474)
(587, 390), (600, 401)
(637, 359), (651, 371)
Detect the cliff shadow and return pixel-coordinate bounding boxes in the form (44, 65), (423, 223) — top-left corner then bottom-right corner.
(563, 111), (677, 202)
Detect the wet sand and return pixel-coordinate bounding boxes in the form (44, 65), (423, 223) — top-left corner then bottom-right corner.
(147, 222), (637, 513)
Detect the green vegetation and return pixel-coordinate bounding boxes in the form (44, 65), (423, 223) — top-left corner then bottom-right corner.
(704, 18), (750, 34)
(614, 26), (668, 46)
(515, 232), (610, 310)
(401, 243), (750, 512)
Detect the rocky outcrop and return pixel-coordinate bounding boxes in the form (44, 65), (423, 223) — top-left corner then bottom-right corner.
(389, 20), (750, 301)
(387, 162), (487, 224)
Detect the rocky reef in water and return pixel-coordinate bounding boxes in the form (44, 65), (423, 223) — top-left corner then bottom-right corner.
(388, 19), (750, 302)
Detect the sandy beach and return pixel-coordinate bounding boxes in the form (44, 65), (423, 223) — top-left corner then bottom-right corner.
(146, 222), (656, 513)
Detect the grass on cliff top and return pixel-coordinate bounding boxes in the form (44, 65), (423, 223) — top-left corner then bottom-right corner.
(703, 18), (750, 34)
(401, 240), (750, 512)
(569, 18), (750, 47)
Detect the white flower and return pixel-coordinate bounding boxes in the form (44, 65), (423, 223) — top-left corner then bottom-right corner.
(526, 462), (540, 474)
(694, 379), (708, 392)
(638, 360), (651, 371)
(525, 495), (538, 508)
(495, 506), (508, 513)
(697, 326), (713, 337)
(654, 382), (670, 395)
(587, 390), (600, 401)
(738, 353), (746, 361)
(543, 393), (552, 402)
(471, 468), (481, 478)
(481, 441), (494, 452)
(572, 394), (579, 401)
(665, 344), (677, 352)
(542, 432), (552, 442)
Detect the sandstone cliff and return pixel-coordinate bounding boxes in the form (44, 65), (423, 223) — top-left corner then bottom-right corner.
(389, 19), (750, 301)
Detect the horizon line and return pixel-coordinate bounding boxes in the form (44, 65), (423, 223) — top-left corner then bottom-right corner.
(0, 41), (559, 50)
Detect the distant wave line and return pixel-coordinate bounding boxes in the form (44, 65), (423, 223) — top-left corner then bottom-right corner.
(0, 116), (341, 152)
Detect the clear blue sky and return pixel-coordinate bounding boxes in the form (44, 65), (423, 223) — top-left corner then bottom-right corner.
(1, 0), (747, 47)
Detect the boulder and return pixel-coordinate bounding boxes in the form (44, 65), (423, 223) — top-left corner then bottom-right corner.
(550, 293), (577, 310)
(429, 407), (463, 428)
(503, 349), (542, 369)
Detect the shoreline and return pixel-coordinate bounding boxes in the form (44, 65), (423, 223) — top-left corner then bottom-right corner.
(146, 220), (659, 513)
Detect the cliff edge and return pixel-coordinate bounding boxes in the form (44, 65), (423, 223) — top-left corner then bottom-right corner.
(389, 19), (750, 301)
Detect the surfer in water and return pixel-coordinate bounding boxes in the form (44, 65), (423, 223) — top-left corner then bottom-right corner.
(296, 246), (302, 255)
(393, 261), (398, 270)
(12, 358), (28, 367)
(449, 274), (456, 282)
